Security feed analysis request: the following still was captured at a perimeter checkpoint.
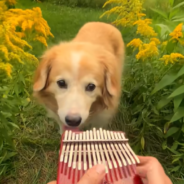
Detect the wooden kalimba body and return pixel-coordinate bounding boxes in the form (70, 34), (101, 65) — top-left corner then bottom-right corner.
(57, 128), (143, 184)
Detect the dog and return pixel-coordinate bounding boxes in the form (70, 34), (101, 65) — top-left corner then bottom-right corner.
(33, 22), (125, 134)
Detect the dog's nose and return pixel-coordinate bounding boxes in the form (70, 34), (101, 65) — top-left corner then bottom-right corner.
(65, 114), (82, 127)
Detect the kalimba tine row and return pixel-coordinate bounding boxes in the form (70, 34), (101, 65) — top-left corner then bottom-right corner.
(57, 128), (143, 184)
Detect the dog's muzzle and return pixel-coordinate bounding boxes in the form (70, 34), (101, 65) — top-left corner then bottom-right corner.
(65, 114), (82, 127)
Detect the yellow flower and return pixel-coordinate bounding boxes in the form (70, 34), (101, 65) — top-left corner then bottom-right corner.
(134, 19), (157, 38)
(150, 38), (161, 45)
(160, 53), (184, 65)
(0, 1), (7, 11)
(0, 45), (9, 61)
(136, 41), (159, 61)
(0, 62), (12, 77)
(137, 13), (146, 18)
(169, 23), (183, 41)
(35, 36), (48, 47)
(101, 0), (144, 27)
(127, 38), (143, 49)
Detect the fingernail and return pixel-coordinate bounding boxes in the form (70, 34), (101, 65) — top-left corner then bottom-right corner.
(96, 164), (106, 174)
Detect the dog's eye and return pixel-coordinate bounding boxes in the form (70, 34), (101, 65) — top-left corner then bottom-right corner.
(86, 83), (96, 92)
(57, 80), (67, 88)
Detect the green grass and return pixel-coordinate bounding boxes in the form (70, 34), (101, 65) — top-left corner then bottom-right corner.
(2, 0), (183, 183)
(16, 0), (113, 57)
(2, 1), (114, 183)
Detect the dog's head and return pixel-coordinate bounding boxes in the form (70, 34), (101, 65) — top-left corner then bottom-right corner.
(33, 42), (120, 129)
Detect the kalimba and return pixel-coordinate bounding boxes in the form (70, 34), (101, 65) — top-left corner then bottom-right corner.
(57, 128), (143, 184)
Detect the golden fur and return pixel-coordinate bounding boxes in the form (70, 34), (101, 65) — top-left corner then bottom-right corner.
(33, 22), (125, 134)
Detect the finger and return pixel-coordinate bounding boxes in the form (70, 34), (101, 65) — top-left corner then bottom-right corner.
(47, 181), (56, 184)
(137, 156), (155, 165)
(78, 164), (106, 184)
(136, 165), (148, 178)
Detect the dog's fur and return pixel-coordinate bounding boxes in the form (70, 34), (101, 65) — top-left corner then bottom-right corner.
(33, 22), (125, 134)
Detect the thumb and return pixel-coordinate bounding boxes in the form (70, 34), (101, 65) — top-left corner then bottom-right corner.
(78, 164), (106, 184)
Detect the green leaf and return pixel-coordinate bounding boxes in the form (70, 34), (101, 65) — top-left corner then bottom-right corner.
(164, 122), (171, 133)
(169, 0), (175, 6)
(177, 65), (184, 78)
(170, 165), (180, 172)
(155, 24), (171, 38)
(182, 124), (184, 133)
(152, 73), (177, 94)
(172, 1), (184, 10)
(162, 140), (167, 150)
(165, 127), (179, 138)
(169, 85), (184, 98)
(173, 17), (184, 22)
(141, 136), (145, 150)
(174, 95), (184, 111)
(171, 141), (179, 151)
(166, 40), (176, 53)
(157, 96), (172, 109)
(170, 107), (184, 122)
(150, 8), (168, 19)
(169, 9), (179, 20)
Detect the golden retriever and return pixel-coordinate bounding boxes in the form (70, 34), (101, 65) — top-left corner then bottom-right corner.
(33, 22), (125, 134)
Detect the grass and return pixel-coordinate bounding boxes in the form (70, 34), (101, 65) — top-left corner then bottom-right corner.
(16, 0), (113, 57)
(2, 0), (183, 183)
(2, 1), (114, 183)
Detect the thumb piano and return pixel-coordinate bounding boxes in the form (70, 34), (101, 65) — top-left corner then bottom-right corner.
(57, 128), (143, 184)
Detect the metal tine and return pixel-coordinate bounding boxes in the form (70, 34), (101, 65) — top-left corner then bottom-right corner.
(82, 132), (87, 171)
(110, 131), (127, 166)
(64, 131), (72, 163)
(93, 128), (101, 165)
(86, 131), (92, 169)
(103, 130), (117, 168)
(72, 134), (79, 169)
(99, 128), (112, 170)
(78, 133), (82, 170)
(114, 133), (131, 165)
(68, 132), (75, 167)
(60, 130), (69, 162)
(117, 133), (135, 165)
(96, 130), (108, 173)
(119, 133), (140, 164)
(90, 130), (97, 166)
(106, 131), (122, 167)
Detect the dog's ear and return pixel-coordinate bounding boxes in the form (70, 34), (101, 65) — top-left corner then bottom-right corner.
(33, 56), (52, 92)
(100, 54), (121, 107)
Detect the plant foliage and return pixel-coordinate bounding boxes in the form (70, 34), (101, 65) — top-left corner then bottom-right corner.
(0, 0), (53, 179)
(102, 0), (184, 182)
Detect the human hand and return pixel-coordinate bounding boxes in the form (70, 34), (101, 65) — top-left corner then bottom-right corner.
(47, 164), (106, 184)
(136, 156), (172, 184)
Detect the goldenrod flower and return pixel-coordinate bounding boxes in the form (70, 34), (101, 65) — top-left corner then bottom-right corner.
(134, 19), (157, 38)
(137, 13), (146, 18)
(127, 38), (143, 50)
(0, 62), (12, 77)
(136, 41), (159, 61)
(160, 53), (184, 65)
(0, 0), (53, 77)
(0, 1), (7, 11)
(101, 0), (144, 27)
(150, 38), (160, 45)
(0, 45), (9, 61)
(169, 23), (183, 41)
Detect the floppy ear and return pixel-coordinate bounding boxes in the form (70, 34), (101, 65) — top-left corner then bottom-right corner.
(33, 56), (52, 92)
(102, 59), (120, 97)
(100, 53), (121, 107)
